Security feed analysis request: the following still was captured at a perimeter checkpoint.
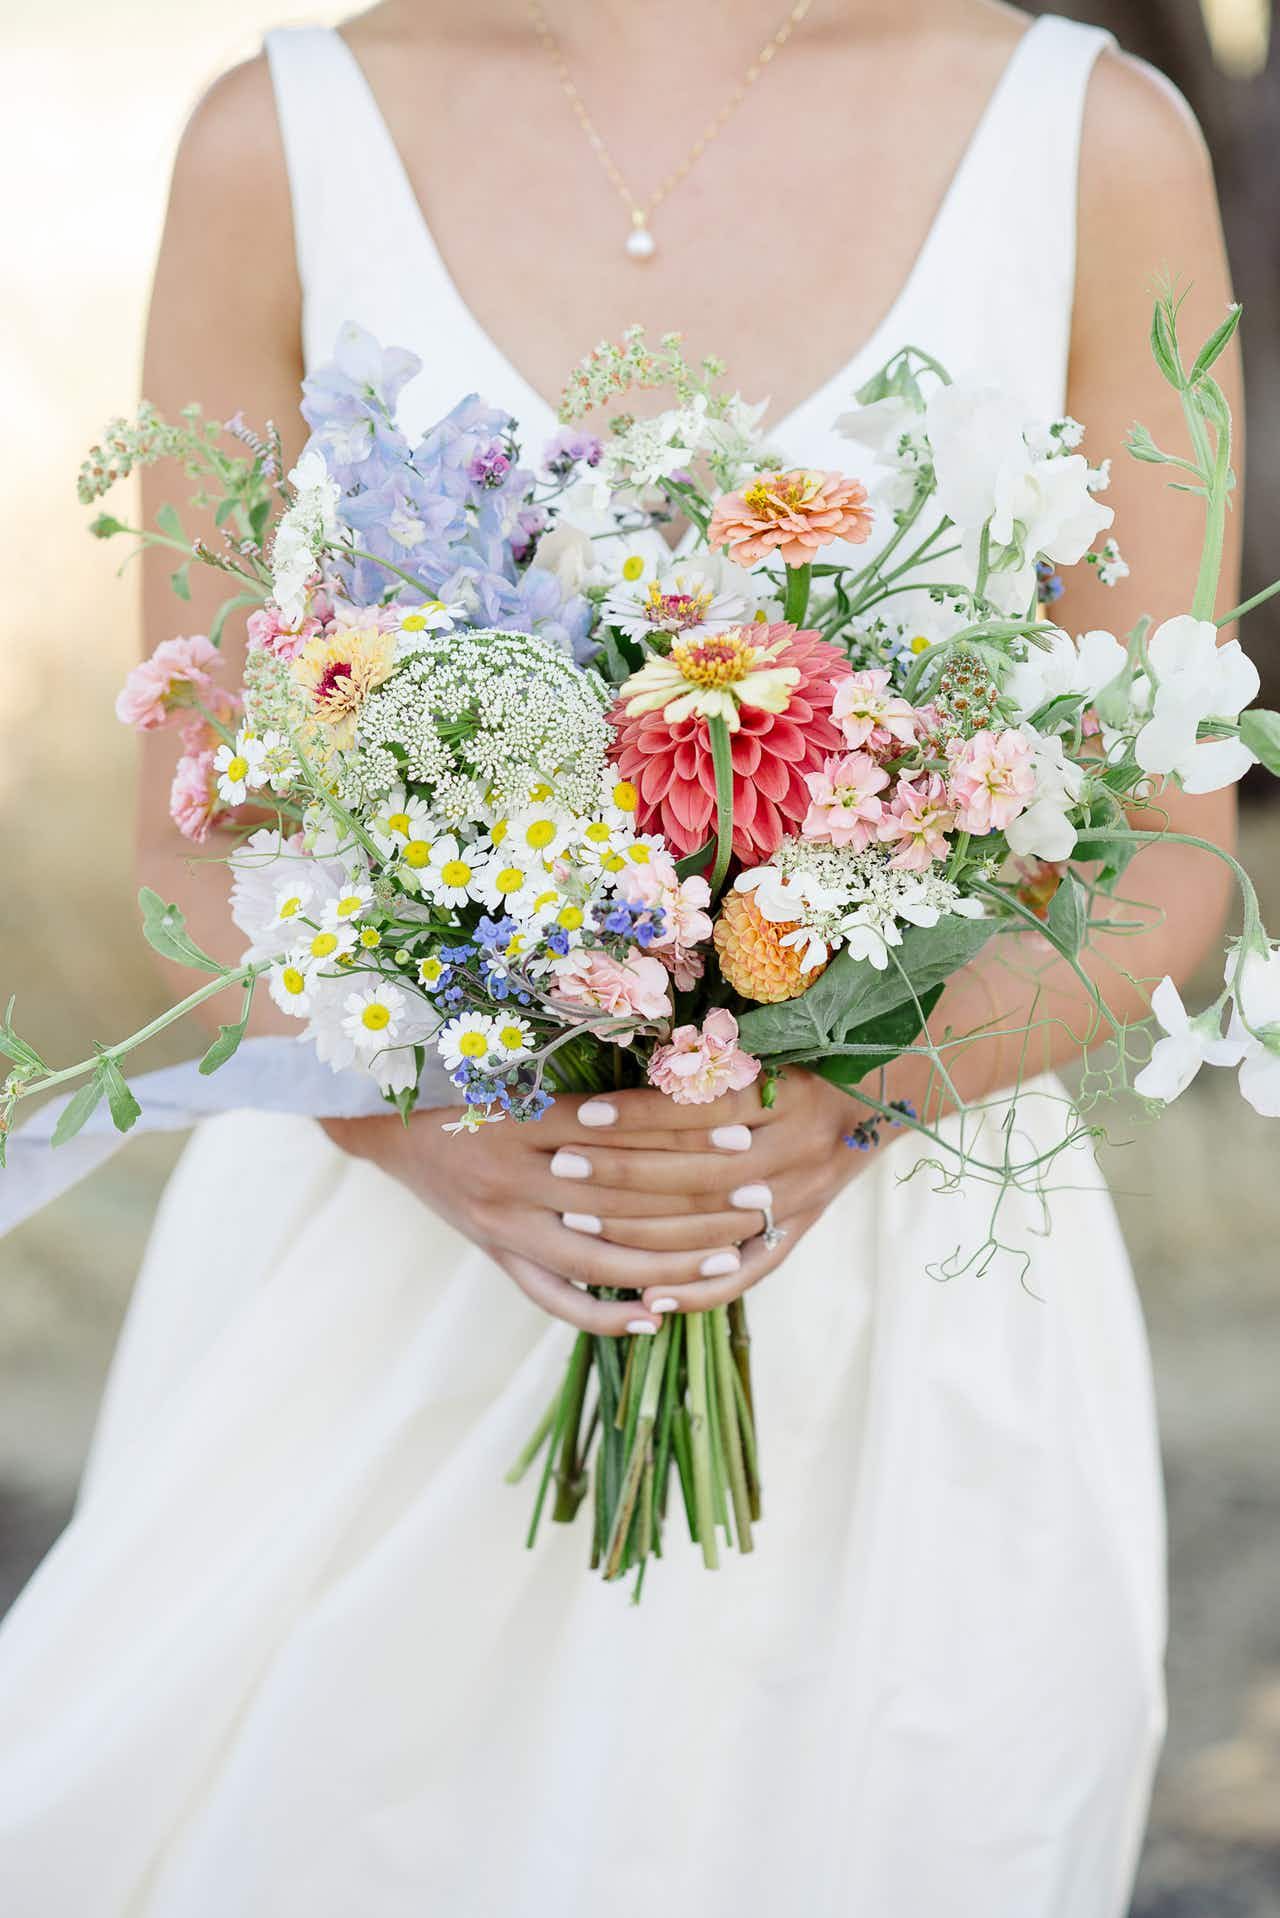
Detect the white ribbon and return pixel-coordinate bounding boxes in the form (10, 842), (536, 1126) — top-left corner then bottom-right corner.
(1, 1037), (460, 1239)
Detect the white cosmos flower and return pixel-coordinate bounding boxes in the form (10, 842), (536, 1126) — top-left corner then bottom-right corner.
(1133, 975), (1244, 1104)
(1224, 945), (1280, 1118)
(1133, 616), (1259, 794)
(1005, 627), (1128, 721)
(1004, 730), (1085, 862)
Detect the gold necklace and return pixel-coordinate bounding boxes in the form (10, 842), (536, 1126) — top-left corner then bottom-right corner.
(527, 0), (814, 260)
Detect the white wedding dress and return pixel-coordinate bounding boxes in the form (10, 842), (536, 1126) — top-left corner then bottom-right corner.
(0, 17), (1166, 1916)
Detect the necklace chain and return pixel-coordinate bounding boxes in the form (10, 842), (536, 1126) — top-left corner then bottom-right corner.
(527, 0), (813, 255)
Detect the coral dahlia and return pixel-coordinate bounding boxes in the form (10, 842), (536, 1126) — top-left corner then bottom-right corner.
(713, 887), (826, 1003)
(708, 469), (873, 568)
(609, 623), (851, 864)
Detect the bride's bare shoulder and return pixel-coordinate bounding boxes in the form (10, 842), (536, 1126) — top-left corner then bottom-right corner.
(1082, 43), (1214, 204)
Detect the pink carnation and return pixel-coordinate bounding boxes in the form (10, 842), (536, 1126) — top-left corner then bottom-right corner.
(246, 605), (321, 662)
(946, 728), (1035, 835)
(614, 852), (713, 990)
(647, 1008), (761, 1106)
(831, 669), (919, 757)
(550, 948), (672, 1041)
(115, 634), (221, 731)
(877, 772), (955, 871)
(801, 750), (890, 849)
(168, 748), (226, 844)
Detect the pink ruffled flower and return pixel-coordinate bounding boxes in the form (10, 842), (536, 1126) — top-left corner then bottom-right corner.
(877, 772), (956, 871)
(945, 728), (1035, 835)
(708, 470), (873, 568)
(115, 634), (221, 731)
(550, 948), (672, 1041)
(831, 669), (919, 758)
(168, 748), (226, 844)
(615, 853), (713, 991)
(246, 605), (321, 662)
(801, 750), (890, 849)
(647, 1008), (761, 1105)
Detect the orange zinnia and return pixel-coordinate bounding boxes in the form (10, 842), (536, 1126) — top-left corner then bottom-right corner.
(707, 469), (873, 568)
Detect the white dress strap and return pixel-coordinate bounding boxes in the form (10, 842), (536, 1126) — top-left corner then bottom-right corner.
(893, 14), (1114, 419)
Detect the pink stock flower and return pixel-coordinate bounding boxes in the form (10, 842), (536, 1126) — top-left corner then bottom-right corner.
(647, 1008), (761, 1105)
(168, 748), (226, 844)
(115, 634), (221, 731)
(946, 728), (1036, 835)
(615, 853), (713, 990)
(801, 750), (890, 849)
(708, 469), (873, 568)
(831, 669), (919, 757)
(550, 948), (672, 1041)
(247, 605), (321, 662)
(877, 772), (956, 871)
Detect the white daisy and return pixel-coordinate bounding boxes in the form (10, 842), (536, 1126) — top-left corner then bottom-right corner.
(442, 1106), (506, 1135)
(341, 984), (406, 1053)
(503, 803), (574, 863)
(299, 921), (357, 971)
(214, 730), (269, 805)
(474, 852), (541, 915)
(267, 958), (314, 1017)
(417, 834), (484, 907)
(437, 1013), (499, 1073)
(393, 599), (467, 656)
(601, 554), (752, 642)
(321, 882), (374, 929)
(369, 786), (435, 859)
(492, 1015), (536, 1061)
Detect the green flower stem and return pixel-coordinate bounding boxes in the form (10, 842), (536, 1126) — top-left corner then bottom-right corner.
(727, 1297), (760, 1519)
(524, 1335), (586, 1548)
(1186, 390), (1231, 622)
(603, 1319), (671, 1580)
(706, 715), (737, 898)
(685, 1312), (719, 1568)
(711, 1306), (754, 1553)
(503, 1392), (558, 1484)
(782, 562), (812, 627)
(551, 1331), (593, 1523)
(12, 965), (256, 1108)
(346, 547), (441, 601)
(973, 522), (993, 605)
(1216, 575), (1280, 628)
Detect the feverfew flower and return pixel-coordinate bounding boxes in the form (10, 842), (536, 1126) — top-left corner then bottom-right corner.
(213, 730), (268, 806)
(1133, 615), (1259, 793)
(438, 1013), (500, 1074)
(268, 959), (314, 1018)
(342, 983), (407, 1054)
(418, 835), (484, 908)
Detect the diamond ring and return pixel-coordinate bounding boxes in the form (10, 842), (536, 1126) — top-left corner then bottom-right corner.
(760, 1198), (789, 1252)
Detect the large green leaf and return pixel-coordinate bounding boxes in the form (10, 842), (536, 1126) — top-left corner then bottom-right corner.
(50, 1068), (108, 1148)
(138, 889), (226, 974)
(98, 1055), (142, 1134)
(737, 912), (995, 1057)
(1046, 873), (1086, 956)
(809, 984), (946, 1092)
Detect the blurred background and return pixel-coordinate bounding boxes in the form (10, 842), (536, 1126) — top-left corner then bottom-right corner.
(1, 3), (1277, 1910)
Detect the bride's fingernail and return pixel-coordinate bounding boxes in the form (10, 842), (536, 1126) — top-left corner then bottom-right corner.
(626, 1319), (658, 1335)
(649, 1296), (681, 1313)
(700, 1250), (741, 1277)
(577, 1100), (618, 1128)
(730, 1182), (773, 1211)
(561, 1212), (602, 1235)
(551, 1150), (592, 1180)
(710, 1124), (752, 1152)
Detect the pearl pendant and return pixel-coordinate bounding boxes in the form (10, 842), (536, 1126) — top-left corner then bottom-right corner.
(625, 220), (656, 261)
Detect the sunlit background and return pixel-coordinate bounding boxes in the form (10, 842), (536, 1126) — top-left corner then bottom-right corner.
(1, 4), (1278, 1911)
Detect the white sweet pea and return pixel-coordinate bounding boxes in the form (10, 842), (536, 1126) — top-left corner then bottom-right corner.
(1224, 945), (1280, 1118)
(1133, 616), (1259, 794)
(992, 452), (1114, 566)
(835, 395), (921, 457)
(1005, 730), (1085, 861)
(1133, 976), (1243, 1104)
(1005, 627), (1127, 721)
(924, 380), (1032, 533)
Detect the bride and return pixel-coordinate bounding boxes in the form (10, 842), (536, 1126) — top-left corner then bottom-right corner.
(0, 2), (1241, 1912)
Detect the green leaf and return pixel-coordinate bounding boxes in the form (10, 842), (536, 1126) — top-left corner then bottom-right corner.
(51, 1068), (108, 1148)
(199, 1014), (249, 1076)
(154, 501), (185, 542)
(1189, 304), (1242, 387)
(810, 985), (946, 1091)
(88, 512), (128, 539)
(737, 912), (995, 1057)
(1239, 708), (1280, 777)
(248, 497), (273, 543)
(1150, 300), (1183, 390)
(675, 839), (714, 881)
(170, 560), (191, 602)
(1046, 873), (1086, 956)
(0, 997), (47, 1074)
(138, 888), (226, 973)
(97, 1054), (142, 1133)
(214, 496), (239, 527)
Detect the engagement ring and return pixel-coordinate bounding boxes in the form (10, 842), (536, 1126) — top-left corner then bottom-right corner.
(760, 1200), (789, 1252)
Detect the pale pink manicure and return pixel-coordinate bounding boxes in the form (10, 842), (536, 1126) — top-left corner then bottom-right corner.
(561, 1212), (602, 1235)
(710, 1123), (752, 1152)
(626, 1319), (658, 1335)
(700, 1250), (741, 1277)
(649, 1296), (681, 1313)
(550, 1150), (592, 1180)
(730, 1181), (773, 1211)
(577, 1099), (618, 1128)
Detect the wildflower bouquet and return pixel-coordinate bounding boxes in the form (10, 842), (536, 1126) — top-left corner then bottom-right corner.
(5, 295), (1280, 1595)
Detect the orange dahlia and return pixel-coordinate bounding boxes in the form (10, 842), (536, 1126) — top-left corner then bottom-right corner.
(713, 888), (826, 1003)
(609, 623), (851, 865)
(707, 469), (873, 568)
